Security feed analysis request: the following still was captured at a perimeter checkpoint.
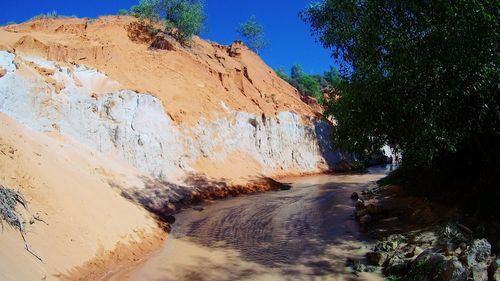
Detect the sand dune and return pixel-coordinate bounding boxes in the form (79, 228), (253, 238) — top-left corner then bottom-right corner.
(0, 113), (164, 280)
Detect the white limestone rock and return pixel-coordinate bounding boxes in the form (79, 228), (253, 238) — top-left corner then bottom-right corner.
(0, 51), (340, 180)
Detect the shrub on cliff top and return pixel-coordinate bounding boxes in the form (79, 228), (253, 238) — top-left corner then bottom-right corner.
(128, 0), (206, 43)
(162, 0), (205, 42)
(237, 15), (268, 54)
(131, 0), (161, 23)
(118, 9), (130, 16)
(30, 10), (77, 21)
(275, 68), (290, 82)
(277, 64), (341, 104)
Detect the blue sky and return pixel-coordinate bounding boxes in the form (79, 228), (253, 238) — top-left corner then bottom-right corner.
(0, 0), (336, 74)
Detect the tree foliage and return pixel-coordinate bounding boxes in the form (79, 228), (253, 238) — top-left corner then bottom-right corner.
(30, 10), (76, 20)
(131, 0), (160, 23)
(129, 0), (205, 42)
(302, 0), (499, 212)
(275, 67), (290, 81)
(160, 0), (205, 42)
(323, 66), (341, 88)
(237, 15), (268, 53)
(118, 9), (130, 16)
(277, 64), (342, 104)
(290, 64), (323, 102)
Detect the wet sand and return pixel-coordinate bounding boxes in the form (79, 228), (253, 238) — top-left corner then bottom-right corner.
(109, 166), (392, 281)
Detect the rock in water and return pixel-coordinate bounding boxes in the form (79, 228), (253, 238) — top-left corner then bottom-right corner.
(366, 251), (387, 266)
(466, 239), (491, 265)
(442, 257), (467, 281)
(355, 199), (365, 209)
(489, 259), (500, 281)
(406, 250), (447, 281)
(350, 192), (359, 200)
(359, 214), (372, 224)
(472, 263), (489, 281)
(462, 238), (491, 281)
(383, 255), (408, 276)
(366, 203), (383, 215)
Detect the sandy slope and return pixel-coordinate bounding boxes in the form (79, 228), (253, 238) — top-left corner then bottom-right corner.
(0, 113), (164, 281)
(0, 16), (317, 125)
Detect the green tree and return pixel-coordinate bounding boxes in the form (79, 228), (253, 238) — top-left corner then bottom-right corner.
(300, 75), (323, 102)
(159, 0), (206, 42)
(275, 67), (290, 82)
(118, 9), (130, 15)
(302, 0), (499, 213)
(130, 0), (160, 23)
(290, 64), (303, 81)
(323, 66), (341, 88)
(289, 64), (323, 103)
(237, 15), (268, 53)
(129, 0), (205, 42)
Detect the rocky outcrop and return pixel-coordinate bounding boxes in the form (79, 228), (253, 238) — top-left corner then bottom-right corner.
(490, 259), (500, 281)
(360, 230), (495, 281)
(228, 40), (243, 57)
(0, 51), (340, 181)
(467, 239), (492, 281)
(150, 33), (176, 51)
(351, 186), (499, 281)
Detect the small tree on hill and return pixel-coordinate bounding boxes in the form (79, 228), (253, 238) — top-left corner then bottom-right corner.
(118, 9), (130, 16)
(159, 0), (206, 42)
(323, 66), (341, 88)
(237, 15), (268, 54)
(289, 64), (323, 103)
(130, 0), (160, 23)
(276, 64), (341, 104)
(129, 0), (206, 43)
(275, 67), (290, 82)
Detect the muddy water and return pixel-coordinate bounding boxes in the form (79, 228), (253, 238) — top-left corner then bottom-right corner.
(109, 166), (392, 281)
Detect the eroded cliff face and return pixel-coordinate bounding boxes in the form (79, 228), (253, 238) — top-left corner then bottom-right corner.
(0, 16), (344, 280)
(0, 16), (320, 124)
(0, 51), (340, 183)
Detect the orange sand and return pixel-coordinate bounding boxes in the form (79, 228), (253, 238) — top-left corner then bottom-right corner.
(0, 16), (316, 125)
(0, 113), (162, 280)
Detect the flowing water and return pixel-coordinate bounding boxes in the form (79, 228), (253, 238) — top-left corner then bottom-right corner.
(110, 166), (393, 281)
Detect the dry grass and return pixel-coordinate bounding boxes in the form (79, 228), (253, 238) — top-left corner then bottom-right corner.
(0, 185), (27, 233)
(0, 185), (42, 261)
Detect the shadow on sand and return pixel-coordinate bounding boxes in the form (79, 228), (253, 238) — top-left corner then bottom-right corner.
(109, 173), (290, 225)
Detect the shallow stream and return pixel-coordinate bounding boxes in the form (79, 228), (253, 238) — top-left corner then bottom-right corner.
(109, 166), (393, 281)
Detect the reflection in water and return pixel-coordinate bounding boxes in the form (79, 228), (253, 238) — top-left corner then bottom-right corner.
(109, 166), (391, 281)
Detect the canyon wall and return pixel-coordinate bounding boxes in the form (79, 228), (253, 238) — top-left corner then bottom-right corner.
(0, 51), (340, 183)
(0, 16), (347, 280)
